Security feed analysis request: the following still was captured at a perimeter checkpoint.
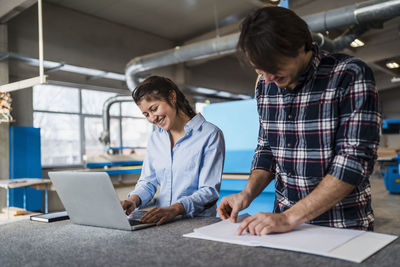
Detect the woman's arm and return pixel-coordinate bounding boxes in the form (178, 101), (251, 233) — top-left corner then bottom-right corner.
(176, 130), (226, 217)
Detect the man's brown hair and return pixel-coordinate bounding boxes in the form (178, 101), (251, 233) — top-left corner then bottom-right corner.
(238, 6), (313, 74)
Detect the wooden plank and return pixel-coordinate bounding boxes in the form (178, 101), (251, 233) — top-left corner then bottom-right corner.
(0, 76), (46, 93)
(222, 173), (249, 180)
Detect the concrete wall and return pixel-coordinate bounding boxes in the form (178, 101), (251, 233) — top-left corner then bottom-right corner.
(186, 55), (257, 96)
(3, 3), (176, 213)
(378, 88), (400, 148)
(7, 2), (175, 85)
(0, 24), (9, 212)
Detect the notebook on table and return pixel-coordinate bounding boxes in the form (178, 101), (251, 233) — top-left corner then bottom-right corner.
(30, 211), (69, 223)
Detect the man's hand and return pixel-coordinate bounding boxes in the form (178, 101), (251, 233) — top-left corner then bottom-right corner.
(120, 195), (141, 215)
(140, 203), (185, 226)
(217, 192), (252, 223)
(237, 212), (295, 236)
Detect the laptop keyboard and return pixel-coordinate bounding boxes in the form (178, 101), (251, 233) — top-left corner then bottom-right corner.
(129, 220), (143, 226)
(127, 210), (147, 226)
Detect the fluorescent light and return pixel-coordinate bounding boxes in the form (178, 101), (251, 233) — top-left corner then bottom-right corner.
(386, 62), (400, 69)
(350, 39), (365, 48)
(391, 77), (400, 83)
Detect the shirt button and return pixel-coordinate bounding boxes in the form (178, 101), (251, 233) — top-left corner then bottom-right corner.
(288, 173), (292, 176)
(287, 143), (291, 147)
(288, 114), (292, 119)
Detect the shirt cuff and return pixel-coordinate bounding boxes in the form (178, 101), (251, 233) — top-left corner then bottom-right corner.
(251, 152), (275, 173)
(176, 197), (194, 217)
(328, 154), (366, 185)
(128, 186), (154, 209)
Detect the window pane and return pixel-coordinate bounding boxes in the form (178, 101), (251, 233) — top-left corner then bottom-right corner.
(110, 118), (121, 147)
(84, 117), (120, 158)
(33, 84), (79, 112)
(33, 112), (81, 166)
(81, 90), (119, 116)
(122, 118), (153, 147)
(121, 102), (144, 117)
(84, 117), (104, 158)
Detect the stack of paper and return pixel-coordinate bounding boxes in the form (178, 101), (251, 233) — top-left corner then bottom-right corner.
(184, 214), (398, 263)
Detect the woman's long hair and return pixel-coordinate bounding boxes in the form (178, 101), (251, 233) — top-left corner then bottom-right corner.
(132, 76), (196, 119)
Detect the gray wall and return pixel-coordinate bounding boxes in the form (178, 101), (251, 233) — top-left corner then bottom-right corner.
(186, 55), (257, 96)
(3, 3), (176, 213)
(378, 88), (400, 148)
(0, 24), (9, 211)
(6, 2), (177, 127)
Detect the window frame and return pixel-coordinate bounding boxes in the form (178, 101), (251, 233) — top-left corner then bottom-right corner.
(33, 82), (149, 167)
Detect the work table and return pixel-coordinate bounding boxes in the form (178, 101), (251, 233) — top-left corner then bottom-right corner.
(0, 217), (398, 266)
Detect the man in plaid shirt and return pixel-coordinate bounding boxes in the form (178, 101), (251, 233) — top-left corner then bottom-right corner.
(217, 6), (380, 235)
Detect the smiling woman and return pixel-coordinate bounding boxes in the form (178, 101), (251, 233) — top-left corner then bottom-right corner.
(120, 76), (226, 226)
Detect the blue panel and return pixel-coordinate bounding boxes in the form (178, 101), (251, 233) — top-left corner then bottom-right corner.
(110, 161), (143, 167)
(279, 0), (289, 8)
(382, 119), (400, 129)
(86, 161), (143, 168)
(221, 179), (274, 193)
(203, 100), (259, 173)
(384, 165), (400, 193)
(218, 179), (275, 217)
(100, 168), (142, 175)
(224, 150), (254, 174)
(86, 162), (112, 168)
(9, 126), (42, 211)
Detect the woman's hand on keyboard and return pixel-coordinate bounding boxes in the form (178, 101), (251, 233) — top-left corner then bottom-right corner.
(121, 195), (141, 215)
(140, 203), (185, 225)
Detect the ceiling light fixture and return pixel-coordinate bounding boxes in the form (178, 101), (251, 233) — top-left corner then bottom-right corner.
(386, 61), (400, 69)
(350, 39), (365, 48)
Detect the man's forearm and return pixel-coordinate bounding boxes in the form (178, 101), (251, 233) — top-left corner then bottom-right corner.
(243, 169), (274, 201)
(284, 174), (355, 226)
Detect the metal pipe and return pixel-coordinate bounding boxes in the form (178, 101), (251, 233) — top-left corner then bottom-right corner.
(125, 33), (239, 90)
(38, 0), (44, 83)
(125, 0), (400, 92)
(333, 24), (370, 51)
(0, 52), (126, 81)
(99, 95), (133, 145)
(304, 0), (400, 33)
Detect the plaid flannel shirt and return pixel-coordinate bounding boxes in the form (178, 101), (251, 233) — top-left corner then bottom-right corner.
(252, 44), (380, 230)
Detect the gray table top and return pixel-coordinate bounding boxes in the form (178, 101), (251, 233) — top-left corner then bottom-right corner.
(0, 217), (398, 267)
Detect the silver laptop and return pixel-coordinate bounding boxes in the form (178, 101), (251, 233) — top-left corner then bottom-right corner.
(48, 171), (156, 231)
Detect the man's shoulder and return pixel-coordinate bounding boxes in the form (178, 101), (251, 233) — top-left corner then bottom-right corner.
(255, 76), (278, 98)
(320, 51), (371, 74)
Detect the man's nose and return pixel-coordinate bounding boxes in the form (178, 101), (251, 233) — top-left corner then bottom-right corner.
(264, 73), (276, 82)
(255, 69), (275, 82)
(255, 69), (265, 76)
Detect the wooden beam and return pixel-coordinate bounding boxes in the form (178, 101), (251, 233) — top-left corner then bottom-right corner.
(0, 75), (46, 93)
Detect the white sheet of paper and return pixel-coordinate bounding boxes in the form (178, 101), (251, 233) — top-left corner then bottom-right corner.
(184, 214), (398, 263)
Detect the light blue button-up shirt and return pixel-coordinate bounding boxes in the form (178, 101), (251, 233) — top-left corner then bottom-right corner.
(129, 113), (225, 217)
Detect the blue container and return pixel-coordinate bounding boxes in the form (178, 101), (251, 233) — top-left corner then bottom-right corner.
(383, 165), (400, 194)
(218, 179), (275, 216)
(204, 100), (276, 215)
(9, 126), (43, 211)
(203, 99), (259, 174)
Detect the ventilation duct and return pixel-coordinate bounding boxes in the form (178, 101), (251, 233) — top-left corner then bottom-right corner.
(99, 95), (133, 145)
(98, 0), (400, 145)
(125, 0), (400, 92)
(125, 33), (238, 91)
(304, 0), (400, 33)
